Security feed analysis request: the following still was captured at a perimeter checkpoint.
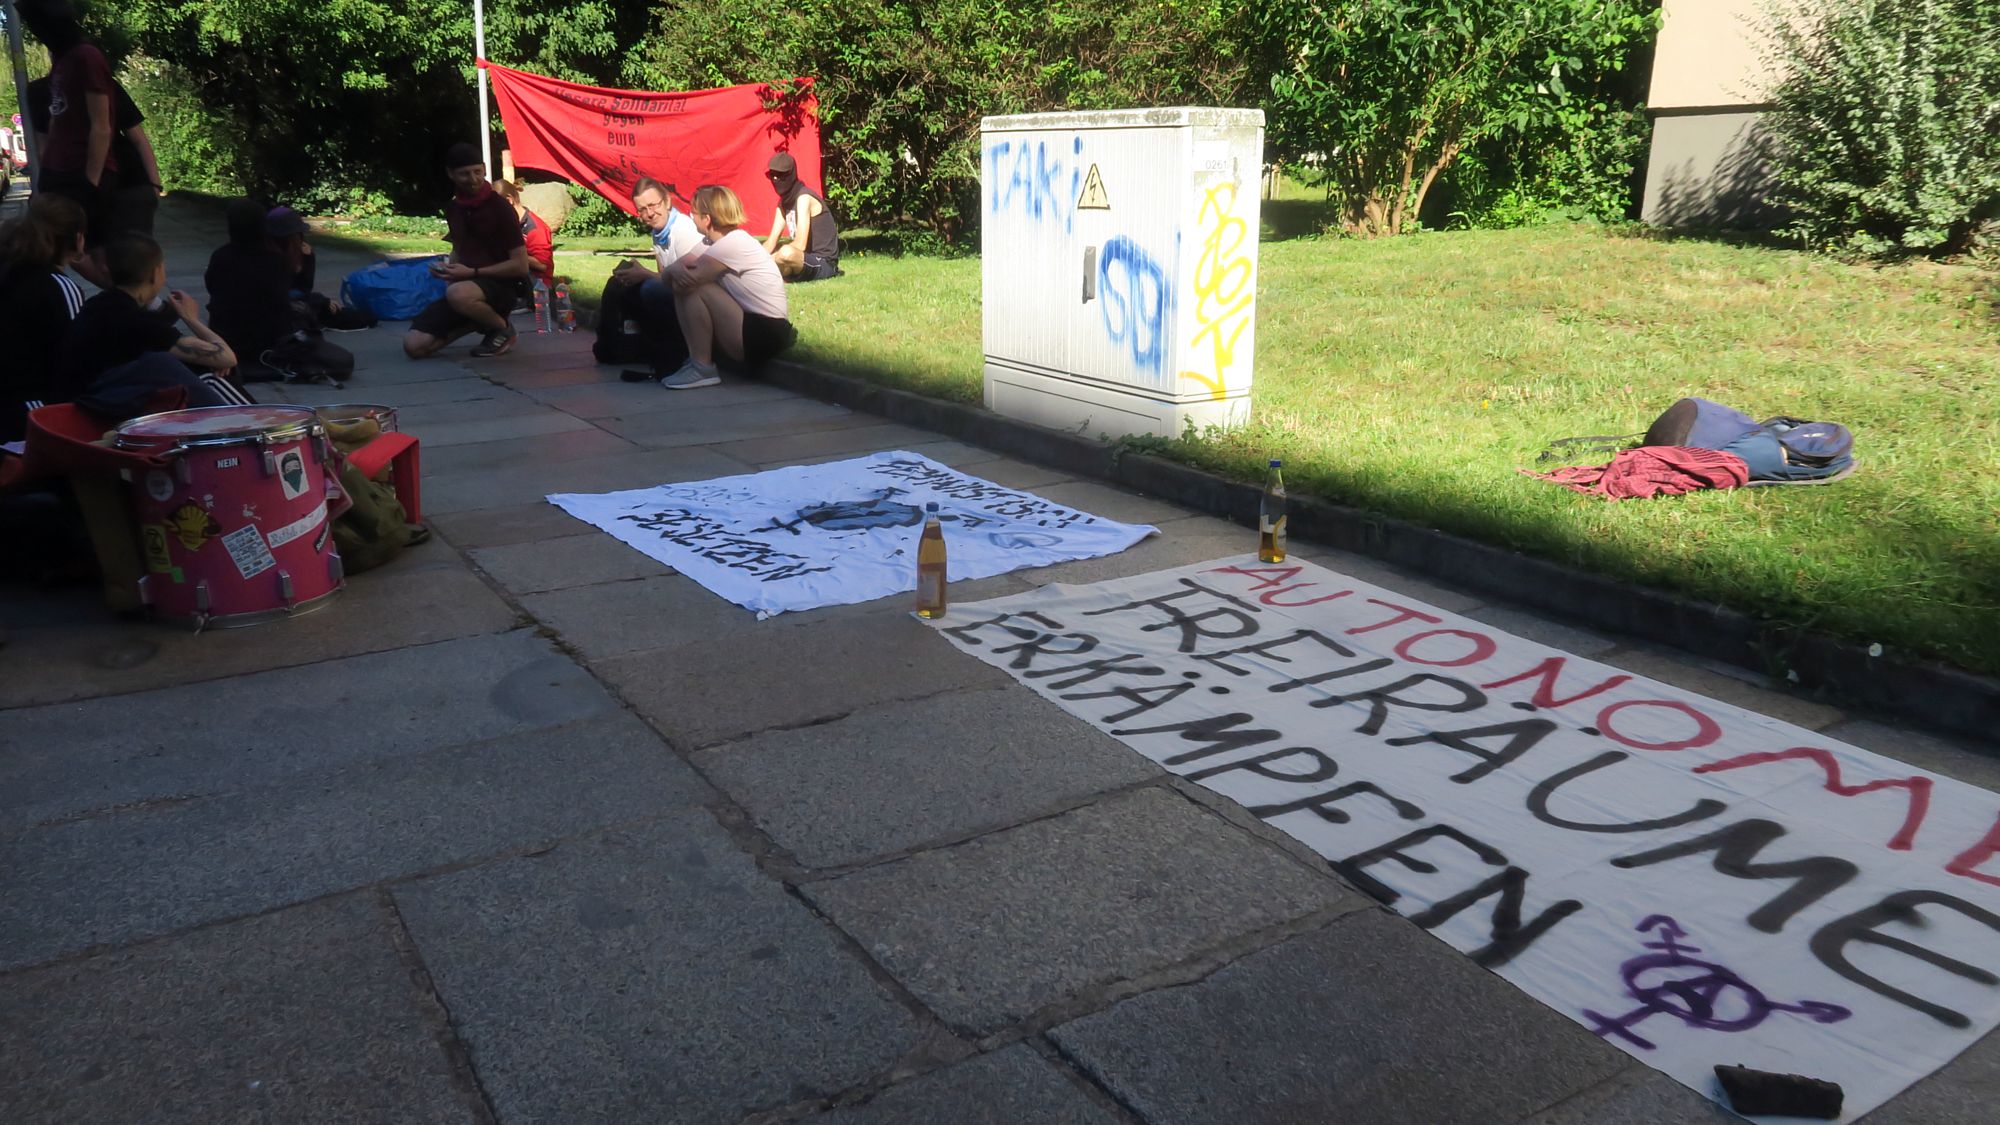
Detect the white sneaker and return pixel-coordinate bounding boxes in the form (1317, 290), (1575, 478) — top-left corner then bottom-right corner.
(661, 360), (720, 390)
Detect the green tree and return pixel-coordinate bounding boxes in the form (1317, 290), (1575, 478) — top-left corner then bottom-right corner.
(1762, 0), (2000, 258)
(1248, 0), (1656, 236)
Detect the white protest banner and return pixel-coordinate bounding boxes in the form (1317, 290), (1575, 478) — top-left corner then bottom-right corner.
(928, 557), (2000, 1121)
(549, 451), (1156, 617)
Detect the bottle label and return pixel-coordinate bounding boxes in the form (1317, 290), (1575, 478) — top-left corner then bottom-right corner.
(918, 572), (942, 604)
(1261, 514), (1286, 535)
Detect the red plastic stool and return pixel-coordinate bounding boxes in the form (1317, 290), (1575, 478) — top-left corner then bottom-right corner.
(344, 431), (422, 523)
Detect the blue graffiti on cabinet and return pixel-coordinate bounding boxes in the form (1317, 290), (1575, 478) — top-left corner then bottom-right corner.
(1098, 235), (1173, 381)
(987, 136), (1083, 231)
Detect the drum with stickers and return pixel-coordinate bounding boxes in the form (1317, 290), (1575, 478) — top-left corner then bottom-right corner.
(114, 405), (346, 628)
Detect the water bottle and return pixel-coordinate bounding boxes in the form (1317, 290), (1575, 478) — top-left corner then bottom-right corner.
(531, 277), (550, 334)
(553, 282), (575, 333)
(1259, 459), (1287, 563)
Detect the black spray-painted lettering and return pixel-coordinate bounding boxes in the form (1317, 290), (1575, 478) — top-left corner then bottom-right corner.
(1183, 745), (1338, 786)
(1251, 781), (1426, 826)
(1025, 652), (1167, 690)
(1084, 579), (1261, 653)
(1309, 673), (1488, 735)
(1384, 717), (1558, 784)
(1193, 628), (1359, 678)
(1810, 890), (2000, 1029)
(940, 610), (1068, 648)
(1612, 819), (1858, 934)
(1062, 680), (1195, 724)
(1335, 824), (1580, 967)
(1114, 712), (1284, 766)
(1528, 751), (1727, 834)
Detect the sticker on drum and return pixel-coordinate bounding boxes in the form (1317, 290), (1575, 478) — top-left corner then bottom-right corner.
(221, 525), (277, 579)
(141, 525), (174, 573)
(266, 502), (328, 549)
(166, 502), (221, 550)
(145, 470), (176, 503)
(277, 450), (309, 500)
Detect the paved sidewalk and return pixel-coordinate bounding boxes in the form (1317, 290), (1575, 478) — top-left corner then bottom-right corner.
(3, 199), (1997, 1123)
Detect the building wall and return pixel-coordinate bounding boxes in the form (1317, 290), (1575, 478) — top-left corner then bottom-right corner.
(1641, 0), (1800, 227)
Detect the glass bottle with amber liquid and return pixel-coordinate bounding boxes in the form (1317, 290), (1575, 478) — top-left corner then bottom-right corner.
(1259, 459), (1287, 563)
(915, 501), (948, 618)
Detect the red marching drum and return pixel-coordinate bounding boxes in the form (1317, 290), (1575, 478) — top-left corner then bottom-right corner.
(113, 405), (347, 629)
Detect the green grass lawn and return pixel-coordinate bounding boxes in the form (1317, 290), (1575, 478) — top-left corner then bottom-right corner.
(320, 218), (2000, 674)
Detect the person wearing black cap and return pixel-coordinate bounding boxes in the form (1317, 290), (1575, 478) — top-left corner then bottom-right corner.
(761, 152), (841, 282)
(205, 201), (365, 383)
(403, 142), (530, 359)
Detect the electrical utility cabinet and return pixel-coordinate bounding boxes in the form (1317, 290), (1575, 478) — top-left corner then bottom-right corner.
(980, 108), (1265, 439)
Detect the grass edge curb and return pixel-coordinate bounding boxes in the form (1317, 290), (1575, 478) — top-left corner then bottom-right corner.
(759, 357), (2000, 750)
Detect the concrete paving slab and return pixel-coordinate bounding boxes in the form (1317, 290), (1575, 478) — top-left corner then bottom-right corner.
(1015, 517), (1251, 588)
(427, 500), (598, 550)
(798, 573), (1039, 624)
(0, 548), (520, 708)
(419, 426), (639, 476)
(0, 631), (615, 832)
(412, 409), (599, 448)
(594, 397), (854, 442)
(953, 456), (1075, 491)
(1524, 1066), (1737, 1125)
(421, 445), (752, 513)
(0, 584), (99, 630)
(1049, 909), (1629, 1125)
(812, 1047), (1116, 1124)
(0, 894), (479, 1125)
(805, 787), (1350, 1034)
(392, 812), (922, 1124)
(1029, 480), (1200, 528)
(335, 352), (482, 386)
(759, 439), (1007, 471)
(394, 392), (554, 426)
(0, 712), (711, 970)
(1464, 603), (1624, 659)
(471, 532), (672, 594)
(1290, 544), (1490, 614)
(594, 610), (1009, 749)
(519, 573), (754, 661)
(523, 377), (795, 419)
(483, 362), (622, 390)
(1598, 646), (1846, 731)
(709, 423), (943, 466)
(702, 687), (1161, 867)
(262, 375), (497, 410)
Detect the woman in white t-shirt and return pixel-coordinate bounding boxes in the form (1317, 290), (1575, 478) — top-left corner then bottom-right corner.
(661, 185), (796, 389)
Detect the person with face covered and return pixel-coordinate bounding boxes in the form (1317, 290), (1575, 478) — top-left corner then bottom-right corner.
(761, 153), (841, 282)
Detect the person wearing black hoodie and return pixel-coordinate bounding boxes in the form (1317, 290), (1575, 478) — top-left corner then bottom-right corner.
(760, 152), (841, 282)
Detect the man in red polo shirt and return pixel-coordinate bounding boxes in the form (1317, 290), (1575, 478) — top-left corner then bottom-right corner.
(403, 143), (531, 359)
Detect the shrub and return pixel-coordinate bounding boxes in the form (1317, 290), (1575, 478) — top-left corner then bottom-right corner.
(557, 182), (646, 236)
(1763, 0), (2000, 258)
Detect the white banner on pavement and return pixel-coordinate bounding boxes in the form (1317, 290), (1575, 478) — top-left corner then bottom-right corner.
(928, 557), (2000, 1121)
(549, 451), (1156, 617)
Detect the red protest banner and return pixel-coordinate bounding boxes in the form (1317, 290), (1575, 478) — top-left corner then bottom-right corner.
(481, 61), (821, 234)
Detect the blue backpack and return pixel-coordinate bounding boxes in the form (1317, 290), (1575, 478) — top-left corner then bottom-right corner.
(340, 256), (449, 321)
(1644, 398), (1855, 484)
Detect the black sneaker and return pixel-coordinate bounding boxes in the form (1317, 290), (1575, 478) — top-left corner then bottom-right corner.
(469, 326), (518, 358)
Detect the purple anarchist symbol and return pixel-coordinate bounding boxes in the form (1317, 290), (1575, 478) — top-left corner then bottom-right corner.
(1582, 915), (1851, 1050)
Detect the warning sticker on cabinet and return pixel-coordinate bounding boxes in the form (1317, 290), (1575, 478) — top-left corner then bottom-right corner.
(221, 524), (277, 580)
(1077, 165), (1110, 210)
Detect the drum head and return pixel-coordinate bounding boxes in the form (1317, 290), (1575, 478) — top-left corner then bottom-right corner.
(115, 405), (321, 449)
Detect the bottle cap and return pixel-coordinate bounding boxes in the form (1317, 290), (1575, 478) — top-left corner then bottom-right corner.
(925, 501), (939, 512)
(1268, 458), (1283, 468)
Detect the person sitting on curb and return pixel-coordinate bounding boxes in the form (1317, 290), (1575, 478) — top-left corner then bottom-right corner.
(0, 194), (89, 442)
(660, 185), (795, 390)
(598, 176), (702, 381)
(59, 234), (252, 420)
(403, 143), (529, 360)
(762, 153), (841, 282)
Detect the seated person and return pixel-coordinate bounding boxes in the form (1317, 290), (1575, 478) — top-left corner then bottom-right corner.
(207, 202), (366, 383)
(0, 194), (90, 442)
(264, 206), (376, 331)
(762, 153), (840, 282)
(60, 234), (251, 420)
(403, 142), (531, 360)
(494, 179), (555, 288)
(660, 185), (795, 390)
(595, 175), (702, 378)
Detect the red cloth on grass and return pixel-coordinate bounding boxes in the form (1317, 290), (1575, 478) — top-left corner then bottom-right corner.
(1524, 446), (1750, 499)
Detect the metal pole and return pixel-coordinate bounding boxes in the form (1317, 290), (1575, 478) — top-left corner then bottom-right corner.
(4, 0), (41, 184)
(473, 0), (491, 173)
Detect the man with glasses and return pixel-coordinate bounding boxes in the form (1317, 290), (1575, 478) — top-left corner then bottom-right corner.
(596, 176), (704, 380)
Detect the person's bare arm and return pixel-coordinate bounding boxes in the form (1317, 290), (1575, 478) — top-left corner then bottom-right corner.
(763, 209), (786, 252)
(667, 250), (728, 294)
(166, 290), (237, 369)
(84, 91), (112, 186)
(440, 246), (531, 282)
(127, 122), (162, 191)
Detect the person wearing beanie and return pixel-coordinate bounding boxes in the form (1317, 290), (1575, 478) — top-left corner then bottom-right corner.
(403, 142), (530, 359)
(761, 152), (841, 282)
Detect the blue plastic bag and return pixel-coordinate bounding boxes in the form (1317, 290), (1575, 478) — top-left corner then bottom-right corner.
(340, 256), (449, 321)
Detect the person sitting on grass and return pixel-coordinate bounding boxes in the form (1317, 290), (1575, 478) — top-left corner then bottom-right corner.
(659, 185), (795, 390)
(598, 175), (702, 380)
(762, 153), (841, 282)
(0, 194), (89, 442)
(403, 142), (530, 360)
(60, 234), (252, 420)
